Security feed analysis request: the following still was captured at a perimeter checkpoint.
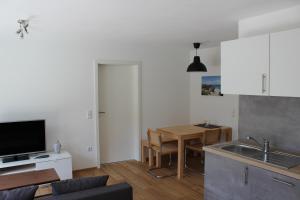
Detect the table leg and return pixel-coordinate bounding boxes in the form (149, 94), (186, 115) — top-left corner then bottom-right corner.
(156, 152), (161, 168)
(149, 148), (153, 167)
(177, 138), (184, 180)
(141, 144), (145, 163)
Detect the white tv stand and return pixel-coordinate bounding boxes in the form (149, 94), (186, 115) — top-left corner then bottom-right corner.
(0, 151), (72, 180)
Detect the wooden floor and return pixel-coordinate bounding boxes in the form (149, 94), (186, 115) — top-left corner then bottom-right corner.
(74, 160), (205, 200)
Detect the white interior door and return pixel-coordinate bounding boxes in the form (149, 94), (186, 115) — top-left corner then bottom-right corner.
(98, 64), (139, 164)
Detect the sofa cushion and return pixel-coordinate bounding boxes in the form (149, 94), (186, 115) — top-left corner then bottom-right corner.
(36, 183), (132, 200)
(0, 185), (38, 200)
(51, 175), (109, 196)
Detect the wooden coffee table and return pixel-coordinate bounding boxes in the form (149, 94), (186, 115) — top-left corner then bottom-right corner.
(0, 169), (60, 191)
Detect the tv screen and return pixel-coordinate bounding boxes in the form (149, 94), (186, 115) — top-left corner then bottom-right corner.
(0, 120), (46, 157)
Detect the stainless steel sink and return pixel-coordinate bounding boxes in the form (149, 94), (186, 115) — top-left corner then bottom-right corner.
(221, 144), (300, 169)
(222, 144), (261, 157)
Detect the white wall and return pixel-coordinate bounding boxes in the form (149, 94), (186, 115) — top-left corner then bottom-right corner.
(0, 38), (190, 170)
(239, 5), (300, 37)
(189, 47), (239, 139)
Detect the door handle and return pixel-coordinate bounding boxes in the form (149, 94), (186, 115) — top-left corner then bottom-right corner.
(262, 74), (267, 93)
(272, 177), (295, 188)
(244, 166), (248, 185)
(99, 112), (106, 114)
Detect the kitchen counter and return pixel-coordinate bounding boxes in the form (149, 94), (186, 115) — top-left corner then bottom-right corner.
(204, 141), (300, 180)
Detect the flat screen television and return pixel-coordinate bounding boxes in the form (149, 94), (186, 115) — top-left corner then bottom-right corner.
(0, 120), (46, 158)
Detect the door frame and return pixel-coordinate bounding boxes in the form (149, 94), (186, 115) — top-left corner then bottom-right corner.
(93, 60), (142, 168)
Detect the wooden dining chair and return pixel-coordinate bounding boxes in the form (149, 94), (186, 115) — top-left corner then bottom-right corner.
(147, 129), (178, 168)
(141, 135), (176, 164)
(222, 127), (233, 142)
(185, 129), (222, 169)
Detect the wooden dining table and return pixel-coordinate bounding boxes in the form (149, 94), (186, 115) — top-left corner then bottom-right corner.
(157, 124), (232, 180)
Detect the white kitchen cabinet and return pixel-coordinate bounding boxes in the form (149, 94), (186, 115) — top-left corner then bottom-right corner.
(221, 27), (300, 97)
(221, 34), (270, 96)
(270, 28), (300, 97)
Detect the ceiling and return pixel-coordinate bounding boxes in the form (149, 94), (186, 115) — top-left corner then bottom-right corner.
(1, 0), (300, 46)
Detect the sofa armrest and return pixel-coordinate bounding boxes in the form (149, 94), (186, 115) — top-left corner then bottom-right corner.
(35, 183), (133, 200)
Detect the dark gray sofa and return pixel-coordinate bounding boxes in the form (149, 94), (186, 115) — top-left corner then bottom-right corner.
(35, 183), (133, 200)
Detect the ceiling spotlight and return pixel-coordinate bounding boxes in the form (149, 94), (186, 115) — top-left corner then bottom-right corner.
(16, 19), (29, 39)
(20, 32), (24, 39)
(16, 28), (22, 34)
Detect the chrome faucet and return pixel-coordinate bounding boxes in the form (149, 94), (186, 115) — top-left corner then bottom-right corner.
(246, 136), (270, 154)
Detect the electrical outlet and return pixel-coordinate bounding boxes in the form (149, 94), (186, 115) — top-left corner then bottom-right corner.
(87, 146), (93, 152)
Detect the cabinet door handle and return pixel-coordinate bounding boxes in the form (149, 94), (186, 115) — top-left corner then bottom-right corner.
(262, 74), (267, 93)
(272, 177), (295, 188)
(244, 167), (248, 185)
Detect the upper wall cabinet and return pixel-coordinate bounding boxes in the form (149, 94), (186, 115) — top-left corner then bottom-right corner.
(270, 28), (300, 97)
(221, 27), (300, 97)
(221, 34), (270, 96)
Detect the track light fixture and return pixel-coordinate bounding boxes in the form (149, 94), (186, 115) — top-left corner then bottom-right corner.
(16, 19), (29, 39)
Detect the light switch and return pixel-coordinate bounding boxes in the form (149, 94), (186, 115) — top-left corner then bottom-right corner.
(232, 109), (236, 118)
(87, 146), (93, 152)
(87, 110), (93, 119)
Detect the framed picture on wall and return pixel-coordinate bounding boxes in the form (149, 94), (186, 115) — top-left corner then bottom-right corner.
(202, 76), (223, 96)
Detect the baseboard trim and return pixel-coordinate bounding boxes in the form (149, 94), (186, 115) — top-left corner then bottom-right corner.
(73, 160), (141, 173)
(73, 167), (98, 173)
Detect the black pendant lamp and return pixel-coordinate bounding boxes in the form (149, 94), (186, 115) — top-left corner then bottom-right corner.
(187, 43), (207, 72)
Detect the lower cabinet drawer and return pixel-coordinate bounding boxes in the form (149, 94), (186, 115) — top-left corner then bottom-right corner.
(204, 152), (300, 200)
(249, 166), (300, 200)
(35, 161), (55, 170)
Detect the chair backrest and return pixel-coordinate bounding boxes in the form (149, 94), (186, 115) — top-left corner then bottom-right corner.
(202, 129), (222, 146)
(147, 128), (162, 148)
(222, 127), (233, 141)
